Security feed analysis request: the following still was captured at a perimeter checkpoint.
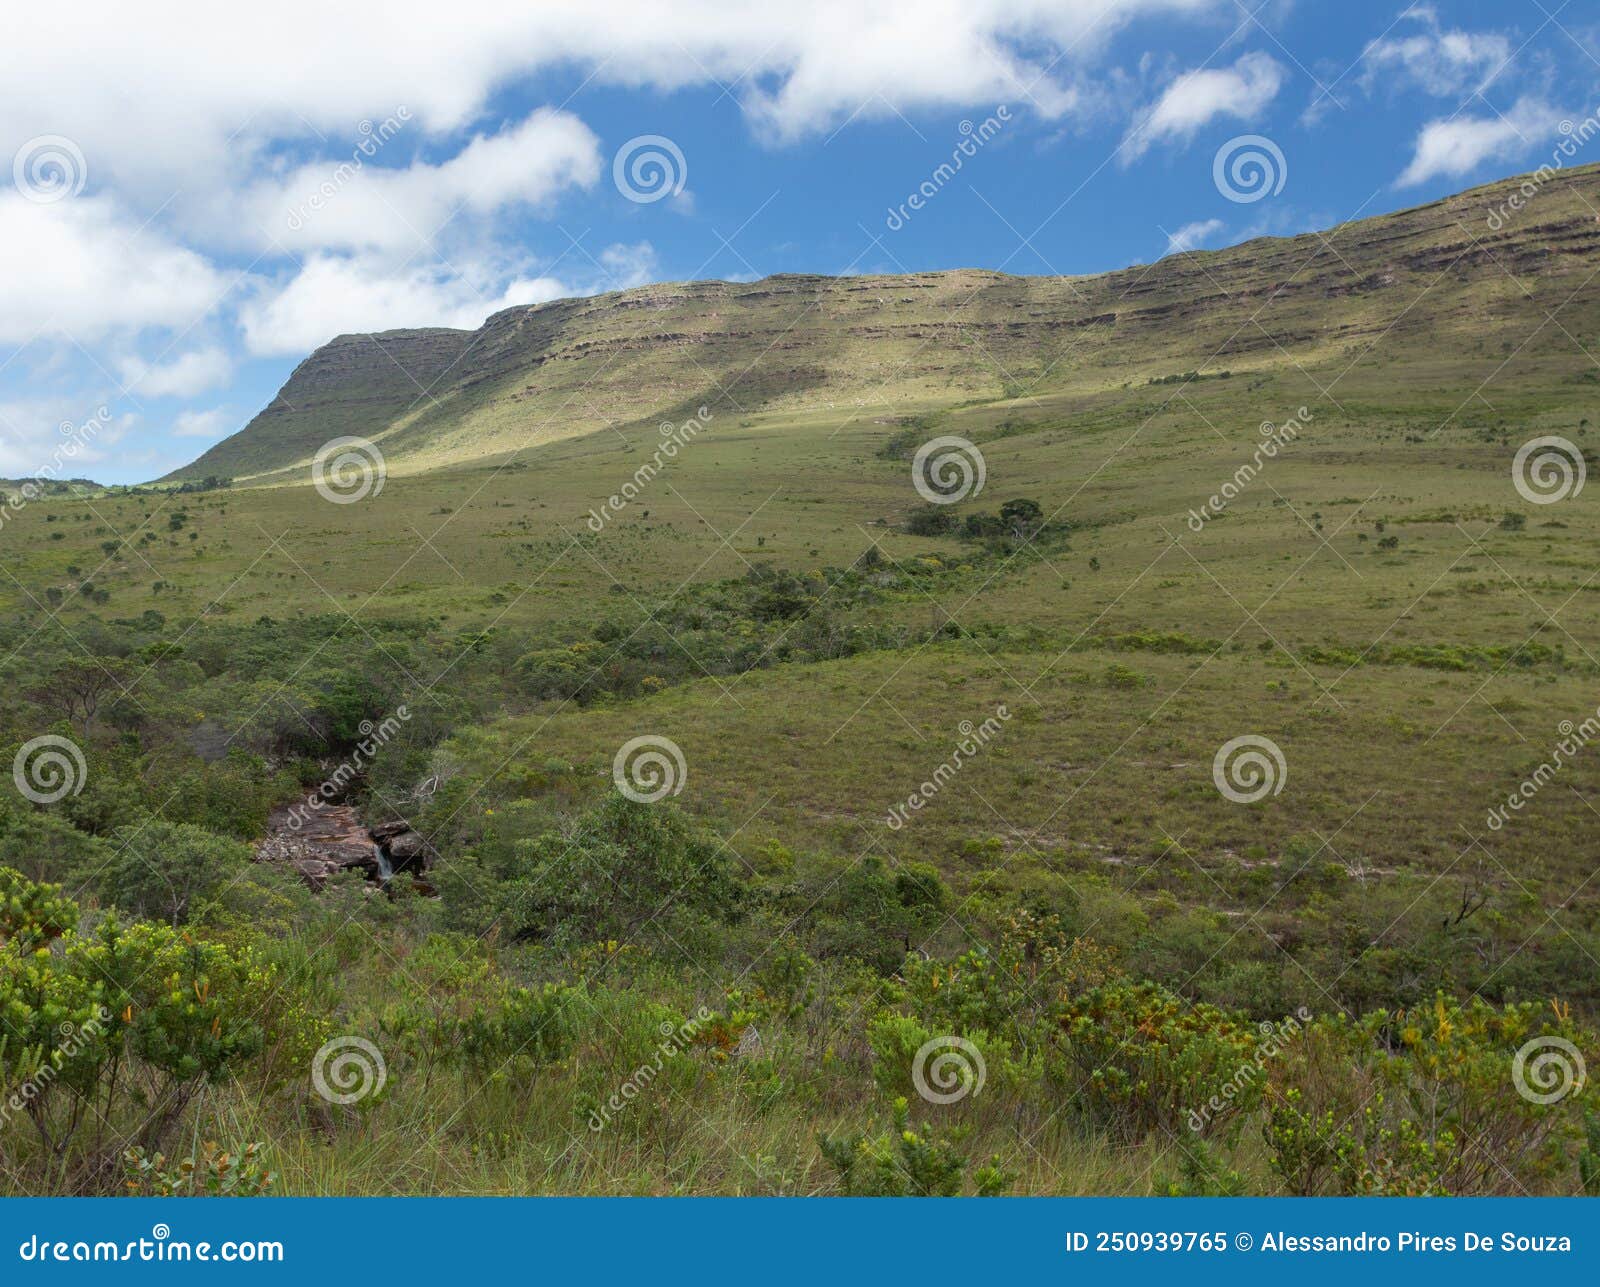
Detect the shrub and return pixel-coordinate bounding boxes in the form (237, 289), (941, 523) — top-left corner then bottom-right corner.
(818, 1098), (1012, 1196)
(102, 818), (253, 926)
(0, 866), (79, 951)
(0, 813), (106, 887)
(501, 792), (740, 951)
(457, 982), (577, 1079)
(906, 505), (957, 536)
(1265, 996), (1592, 1195)
(123, 1140), (276, 1196)
(1057, 980), (1260, 1139)
(0, 876), (306, 1189)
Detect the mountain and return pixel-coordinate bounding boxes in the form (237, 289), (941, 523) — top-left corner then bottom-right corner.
(165, 162), (1600, 484)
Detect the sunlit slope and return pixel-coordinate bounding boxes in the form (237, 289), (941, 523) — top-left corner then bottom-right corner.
(163, 163), (1600, 485)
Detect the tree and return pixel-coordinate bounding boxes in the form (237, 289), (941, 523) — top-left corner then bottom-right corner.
(502, 792), (739, 949)
(999, 497), (1044, 539)
(31, 656), (132, 733)
(103, 818), (252, 927)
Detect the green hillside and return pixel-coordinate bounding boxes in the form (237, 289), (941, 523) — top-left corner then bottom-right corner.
(4, 162), (1599, 1196)
(166, 163), (1600, 484)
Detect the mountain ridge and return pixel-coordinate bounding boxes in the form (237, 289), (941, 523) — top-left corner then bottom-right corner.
(164, 162), (1600, 485)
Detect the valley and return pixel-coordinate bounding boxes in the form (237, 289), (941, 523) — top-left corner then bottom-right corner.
(3, 162), (1599, 1196)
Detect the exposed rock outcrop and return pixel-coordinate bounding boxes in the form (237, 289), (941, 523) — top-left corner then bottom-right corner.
(254, 805), (433, 891)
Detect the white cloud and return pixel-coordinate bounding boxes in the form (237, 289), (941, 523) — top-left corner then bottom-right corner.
(596, 242), (660, 291)
(0, 194), (226, 345)
(237, 254), (573, 355)
(1164, 218), (1224, 254)
(171, 407), (237, 438)
(1124, 51), (1285, 159)
(239, 237), (661, 355)
(221, 109), (601, 254)
(0, 397), (130, 476)
(0, 3), (1231, 197)
(1396, 98), (1560, 187)
(1361, 6), (1510, 97)
(119, 346), (234, 398)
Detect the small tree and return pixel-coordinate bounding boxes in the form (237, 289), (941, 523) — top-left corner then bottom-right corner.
(103, 818), (252, 927)
(998, 497), (1044, 539)
(31, 656), (131, 733)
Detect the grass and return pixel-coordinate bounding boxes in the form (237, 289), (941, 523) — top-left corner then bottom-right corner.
(2, 162), (1599, 1195)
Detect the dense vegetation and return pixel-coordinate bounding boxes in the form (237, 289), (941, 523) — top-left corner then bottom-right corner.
(1, 537), (1595, 1195)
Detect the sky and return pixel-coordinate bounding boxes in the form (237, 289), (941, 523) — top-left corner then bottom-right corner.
(1, 0), (1597, 484)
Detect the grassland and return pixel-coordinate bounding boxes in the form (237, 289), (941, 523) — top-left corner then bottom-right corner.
(2, 163), (1599, 1196)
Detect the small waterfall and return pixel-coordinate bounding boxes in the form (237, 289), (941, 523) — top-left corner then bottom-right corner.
(375, 845), (393, 882)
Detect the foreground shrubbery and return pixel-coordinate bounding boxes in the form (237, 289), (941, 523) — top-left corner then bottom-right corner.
(0, 849), (1593, 1195)
(0, 588), (1595, 1195)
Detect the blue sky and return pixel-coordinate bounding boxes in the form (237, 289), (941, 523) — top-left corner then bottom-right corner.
(1, 0), (1596, 483)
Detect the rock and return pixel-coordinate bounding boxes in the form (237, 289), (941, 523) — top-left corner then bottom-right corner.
(255, 803), (382, 887)
(369, 820), (410, 842)
(386, 829), (429, 871)
(290, 856), (343, 891)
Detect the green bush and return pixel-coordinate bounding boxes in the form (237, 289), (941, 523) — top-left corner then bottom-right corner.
(819, 1098), (1011, 1196)
(1057, 980), (1260, 1139)
(102, 818), (253, 926)
(0, 873), (318, 1189)
(1265, 996), (1591, 1195)
(501, 792), (740, 952)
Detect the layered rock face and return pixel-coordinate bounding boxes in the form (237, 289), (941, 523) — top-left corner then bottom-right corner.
(163, 163), (1600, 487)
(254, 804), (432, 890)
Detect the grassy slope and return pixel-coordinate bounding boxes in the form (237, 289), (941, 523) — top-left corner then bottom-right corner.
(6, 162), (1600, 1194)
(163, 164), (1600, 484)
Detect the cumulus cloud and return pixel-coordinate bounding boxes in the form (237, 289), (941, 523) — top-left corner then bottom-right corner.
(1360, 5), (1510, 97)
(1164, 218), (1224, 254)
(1124, 51), (1285, 159)
(1, 2), (1229, 193)
(1396, 97), (1561, 187)
(222, 109), (601, 255)
(237, 255), (571, 355)
(119, 347), (234, 398)
(0, 195), (226, 345)
(238, 238), (662, 355)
